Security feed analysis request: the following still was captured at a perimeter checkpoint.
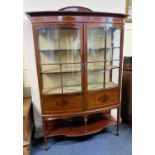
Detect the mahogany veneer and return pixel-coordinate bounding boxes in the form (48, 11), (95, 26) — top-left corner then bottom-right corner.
(26, 6), (127, 149)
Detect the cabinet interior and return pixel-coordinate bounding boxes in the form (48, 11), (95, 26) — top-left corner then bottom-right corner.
(37, 26), (121, 94)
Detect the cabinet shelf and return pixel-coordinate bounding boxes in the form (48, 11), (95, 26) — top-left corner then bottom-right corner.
(40, 59), (120, 66)
(45, 113), (116, 137)
(88, 47), (120, 51)
(39, 49), (80, 52)
(39, 47), (120, 52)
(41, 65), (119, 74)
(42, 82), (118, 94)
(88, 82), (118, 90)
(43, 85), (81, 94)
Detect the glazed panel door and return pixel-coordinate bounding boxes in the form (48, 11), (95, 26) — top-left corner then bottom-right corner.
(85, 23), (122, 110)
(34, 23), (84, 113)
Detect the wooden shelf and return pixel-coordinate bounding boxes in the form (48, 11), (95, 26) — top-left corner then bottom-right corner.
(41, 67), (81, 74)
(41, 60), (119, 66)
(41, 65), (119, 74)
(88, 82), (118, 90)
(39, 49), (80, 52)
(43, 85), (81, 94)
(39, 47), (120, 52)
(88, 47), (120, 51)
(43, 82), (118, 94)
(45, 113), (116, 137)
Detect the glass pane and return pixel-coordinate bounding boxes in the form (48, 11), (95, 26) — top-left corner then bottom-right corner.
(88, 62), (104, 90)
(39, 50), (60, 64)
(61, 63), (81, 72)
(62, 64), (81, 93)
(113, 29), (121, 47)
(106, 48), (112, 60)
(113, 48), (120, 60)
(87, 27), (105, 62)
(106, 27), (121, 61)
(42, 74), (62, 94)
(59, 28), (81, 63)
(37, 27), (60, 64)
(106, 60), (120, 70)
(41, 64), (60, 73)
(37, 27), (59, 50)
(107, 27), (121, 48)
(88, 62), (104, 71)
(105, 68), (119, 88)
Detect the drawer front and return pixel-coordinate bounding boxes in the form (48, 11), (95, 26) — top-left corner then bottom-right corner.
(87, 88), (120, 110)
(42, 95), (62, 113)
(62, 94), (83, 112)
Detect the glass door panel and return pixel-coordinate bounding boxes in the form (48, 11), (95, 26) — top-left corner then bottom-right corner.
(87, 25), (105, 91)
(59, 27), (81, 63)
(86, 24), (121, 91)
(37, 27), (59, 51)
(105, 68), (119, 88)
(39, 50), (60, 64)
(37, 27), (62, 94)
(88, 62), (104, 90)
(37, 27), (60, 64)
(42, 73), (62, 94)
(59, 26), (82, 93)
(62, 63), (81, 93)
(106, 27), (121, 61)
(105, 25), (121, 88)
(87, 27), (105, 62)
(36, 24), (83, 95)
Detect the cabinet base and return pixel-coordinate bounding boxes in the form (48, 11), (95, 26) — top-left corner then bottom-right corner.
(44, 113), (117, 138)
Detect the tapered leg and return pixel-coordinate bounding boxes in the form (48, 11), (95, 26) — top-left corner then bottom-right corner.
(84, 115), (88, 133)
(116, 107), (120, 136)
(42, 117), (48, 150)
(44, 136), (48, 150)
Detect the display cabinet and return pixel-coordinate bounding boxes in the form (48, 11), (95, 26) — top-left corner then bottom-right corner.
(26, 6), (127, 148)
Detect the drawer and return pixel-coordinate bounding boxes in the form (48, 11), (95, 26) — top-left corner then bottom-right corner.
(62, 94), (83, 112)
(87, 87), (120, 110)
(42, 95), (62, 113)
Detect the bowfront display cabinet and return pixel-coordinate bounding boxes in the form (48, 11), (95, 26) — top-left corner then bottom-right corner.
(26, 6), (127, 148)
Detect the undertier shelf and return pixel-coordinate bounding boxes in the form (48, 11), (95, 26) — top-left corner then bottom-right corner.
(45, 113), (116, 137)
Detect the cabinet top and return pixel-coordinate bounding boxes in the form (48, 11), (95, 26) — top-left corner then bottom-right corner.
(26, 6), (127, 19)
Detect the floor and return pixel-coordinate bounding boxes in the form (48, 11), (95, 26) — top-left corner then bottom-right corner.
(31, 123), (132, 155)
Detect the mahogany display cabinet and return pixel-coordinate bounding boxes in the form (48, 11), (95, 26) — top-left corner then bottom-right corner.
(26, 6), (127, 148)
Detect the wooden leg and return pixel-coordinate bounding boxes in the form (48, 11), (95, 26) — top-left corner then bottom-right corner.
(84, 115), (88, 133)
(44, 136), (48, 150)
(42, 117), (48, 150)
(116, 107), (120, 136)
